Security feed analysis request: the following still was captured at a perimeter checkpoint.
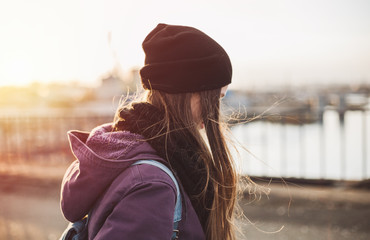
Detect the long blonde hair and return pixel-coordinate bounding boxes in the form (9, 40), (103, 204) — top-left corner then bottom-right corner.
(115, 88), (237, 240)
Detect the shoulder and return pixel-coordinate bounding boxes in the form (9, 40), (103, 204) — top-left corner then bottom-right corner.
(109, 162), (178, 199)
(130, 162), (175, 181)
(90, 162), (179, 240)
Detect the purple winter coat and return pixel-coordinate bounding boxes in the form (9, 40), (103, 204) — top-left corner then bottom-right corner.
(60, 123), (205, 240)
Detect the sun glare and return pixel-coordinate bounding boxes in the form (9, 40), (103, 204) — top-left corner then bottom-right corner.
(2, 58), (32, 86)
(0, 0), (369, 88)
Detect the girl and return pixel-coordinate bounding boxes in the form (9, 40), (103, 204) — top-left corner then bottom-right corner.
(61, 23), (237, 240)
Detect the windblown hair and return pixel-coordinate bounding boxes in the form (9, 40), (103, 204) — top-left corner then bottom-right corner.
(114, 88), (238, 240)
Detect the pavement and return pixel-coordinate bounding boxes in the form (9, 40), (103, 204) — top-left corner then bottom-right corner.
(237, 179), (370, 240)
(0, 170), (369, 240)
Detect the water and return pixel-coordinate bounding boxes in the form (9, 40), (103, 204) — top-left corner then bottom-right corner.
(231, 110), (370, 181)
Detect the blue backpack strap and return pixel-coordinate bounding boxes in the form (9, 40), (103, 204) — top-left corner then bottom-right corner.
(133, 160), (182, 240)
(60, 214), (89, 240)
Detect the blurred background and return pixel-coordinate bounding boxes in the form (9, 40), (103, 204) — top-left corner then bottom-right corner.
(0, 0), (369, 239)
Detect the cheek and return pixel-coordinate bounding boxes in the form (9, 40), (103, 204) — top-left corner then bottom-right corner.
(191, 103), (201, 122)
(190, 97), (202, 126)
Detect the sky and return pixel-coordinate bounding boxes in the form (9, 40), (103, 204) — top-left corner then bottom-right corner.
(0, 0), (369, 89)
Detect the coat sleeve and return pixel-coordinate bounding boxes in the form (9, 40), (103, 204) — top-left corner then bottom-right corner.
(60, 158), (125, 222)
(60, 160), (120, 222)
(93, 180), (177, 240)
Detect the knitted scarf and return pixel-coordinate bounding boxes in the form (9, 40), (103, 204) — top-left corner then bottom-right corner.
(115, 102), (213, 231)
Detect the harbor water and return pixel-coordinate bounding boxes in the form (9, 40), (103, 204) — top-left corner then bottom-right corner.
(232, 110), (370, 181)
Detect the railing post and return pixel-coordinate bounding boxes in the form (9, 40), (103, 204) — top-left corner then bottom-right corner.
(299, 116), (306, 178)
(281, 118), (286, 177)
(320, 113), (326, 179)
(363, 110), (368, 179)
(340, 113), (346, 180)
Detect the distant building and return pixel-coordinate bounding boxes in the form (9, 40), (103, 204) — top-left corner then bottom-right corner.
(96, 73), (124, 101)
(128, 68), (142, 91)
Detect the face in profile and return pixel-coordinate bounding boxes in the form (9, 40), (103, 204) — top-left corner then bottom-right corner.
(191, 85), (228, 129)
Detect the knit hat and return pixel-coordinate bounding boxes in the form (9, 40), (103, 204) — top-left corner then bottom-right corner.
(140, 23), (232, 93)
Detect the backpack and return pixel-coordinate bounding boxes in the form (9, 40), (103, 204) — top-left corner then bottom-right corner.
(60, 160), (182, 240)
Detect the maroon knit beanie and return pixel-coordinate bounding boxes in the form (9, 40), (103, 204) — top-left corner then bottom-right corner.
(140, 23), (232, 93)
